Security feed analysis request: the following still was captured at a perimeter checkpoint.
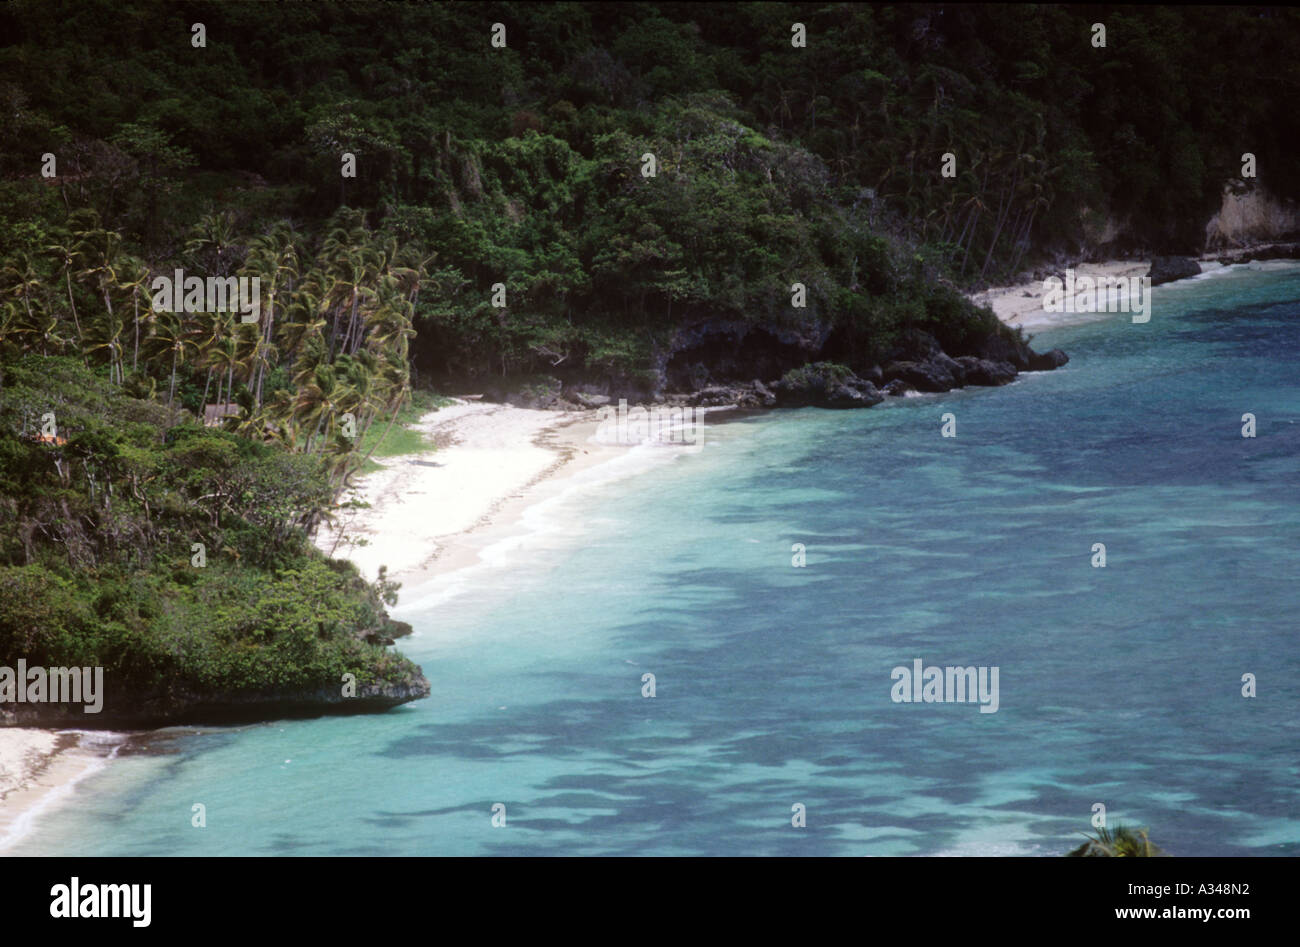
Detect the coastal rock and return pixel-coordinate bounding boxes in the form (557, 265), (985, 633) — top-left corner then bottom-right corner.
(824, 383), (877, 408)
(954, 356), (1018, 386)
(663, 319), (829, 393)
(690, 385), (748, 407)
(773, 363), (882, 409)
(515, 391), (560, 409)
(380, 618), (414, 640)
(482, 374), (564, 409)
(881, 379), (916, 397)
(977, 333), (1033, 371)
(844, 377), (885, 404)
(881, 357), (957, 392)
(572, 391), (611, 409)
(1147, 255), (1202, 286)
(1213, 241), (1300, 265)
(1028, 348), (1070, 371)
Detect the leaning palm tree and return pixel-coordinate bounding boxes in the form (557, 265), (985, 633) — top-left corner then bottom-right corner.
(294, 361), (342, 454)
(205, 331), (242, 417)
(9, 305), (66, 356)
(244, 221), (299, 405)
(0, 301), (21, 357)
(147, 312), (195, 411)
(77, 228), (127, 383)
(86, 305), (128, 385)
(1, 252), (43, 325)
(45, 238), (87, 353)
(353, 355), (411, 470)
(116, 255), (152, 372)
(278, 292), (326, 368)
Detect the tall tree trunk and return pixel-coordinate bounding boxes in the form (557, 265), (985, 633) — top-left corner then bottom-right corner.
(131, 285), (141, 372)
(65, 271), (85, 355)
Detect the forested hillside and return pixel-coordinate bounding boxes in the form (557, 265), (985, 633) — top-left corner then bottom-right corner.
(3, 3), (1295, 391)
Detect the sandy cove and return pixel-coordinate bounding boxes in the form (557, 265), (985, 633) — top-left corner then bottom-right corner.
(0, 398), (682, 841)
(970, 260), (1154, 328)
(972, 244), (1300, 327)
(0, 730), (124, 852)
(314, 399), (629, 589)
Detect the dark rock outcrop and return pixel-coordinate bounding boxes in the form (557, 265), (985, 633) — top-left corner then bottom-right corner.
(1147, 256), (1202, 286)
(663, 320), (828, 394)
(0, 670), (432, 729)
(954, 356), (1017, 386)
(882, 356), (958, 392)
(1028, 348), (1070, 371)
(1213, 242), (1300, 265)
(772, 362), (883, 409)
(690, 385), (751, 407)
(977, 332), (1034, 371)
(476, 311), (1067, 412)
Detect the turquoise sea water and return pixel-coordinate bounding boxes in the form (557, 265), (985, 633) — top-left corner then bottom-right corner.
(14, 262), (1300, 856)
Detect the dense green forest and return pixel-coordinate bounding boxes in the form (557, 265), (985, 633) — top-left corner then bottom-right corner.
(4, 3), (1296, 390)
(1, 2), (1295, 723)
(0, 353), (428, 725)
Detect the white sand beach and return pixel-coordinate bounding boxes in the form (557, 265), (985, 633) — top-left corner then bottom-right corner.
(0, 729), (124, 852)
(0, 728), (59, 802)
(973, 245), (1296, 328)
(971, 260), (1152, 328)
(313, 399), (626, 587)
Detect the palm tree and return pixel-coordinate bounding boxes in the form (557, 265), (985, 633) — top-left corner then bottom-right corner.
(1, 252), (43, 325)
(116, 256), (152, 372)
(320, 211), (372, 358)
(45, 238), (87, 353)
(86, 305), (128, 385)
(354, 354), (412, 470)
(184, 212), (241, 277)
(206, 331), (242, 418)
(294, 362), (344, 453)
(244, 222), (299, 405)
(76, 227), (126, 383)
(0, 301), (21, 357)
(279, 293), (326, 368)
(9, 305), (66, 356)
(1067, 825), (1166, 857)
(148, 312), (194, 411)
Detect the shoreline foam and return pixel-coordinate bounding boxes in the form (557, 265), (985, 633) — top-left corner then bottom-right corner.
(314, 400), (619, 586)
(0, 730), (128, 852)
(329, 400), (740, 613)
